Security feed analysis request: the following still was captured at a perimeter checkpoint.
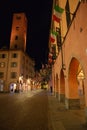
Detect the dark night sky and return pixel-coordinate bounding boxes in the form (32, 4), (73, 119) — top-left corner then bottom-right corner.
(0, 0), (53, 70)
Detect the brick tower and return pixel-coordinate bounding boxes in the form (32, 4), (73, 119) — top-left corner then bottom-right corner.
(10, 12), (27, 52)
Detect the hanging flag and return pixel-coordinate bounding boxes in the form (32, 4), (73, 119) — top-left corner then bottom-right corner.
(50, 36), (55, 43)
(50, 31), (57, 43)
(53, 5), (64, 23)
(50, 32), (55, 43)
(52, 44), (56, 54)
(52, 14), (60, 23)
(54, 5), (64, 14)
(48, 52), (53, 58)
(48, 58), (53, 64)
(51, 30), (58, 36)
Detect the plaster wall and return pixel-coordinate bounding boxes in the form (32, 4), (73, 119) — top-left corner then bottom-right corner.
(53, 3), (87, 106)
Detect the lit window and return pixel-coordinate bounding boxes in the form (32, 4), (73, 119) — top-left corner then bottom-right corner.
(11, 62), (17, 67)
(0, 62), (5, 68)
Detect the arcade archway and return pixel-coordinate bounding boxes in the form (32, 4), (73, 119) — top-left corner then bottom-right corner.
(68, 57), (85, 109)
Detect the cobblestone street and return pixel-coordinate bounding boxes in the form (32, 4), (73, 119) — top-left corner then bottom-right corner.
(0, 90), (51, 130)
(0, 89), (87, 130)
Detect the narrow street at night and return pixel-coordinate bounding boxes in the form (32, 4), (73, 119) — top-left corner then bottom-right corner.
(0, 1), (87, 130)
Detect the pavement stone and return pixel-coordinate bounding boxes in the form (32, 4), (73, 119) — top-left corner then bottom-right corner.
(0, 89), (87, 130)
(48, 93), (87, 130)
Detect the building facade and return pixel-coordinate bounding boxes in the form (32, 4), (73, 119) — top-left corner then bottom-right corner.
(0, 13), (35, 92)
(49, 0), (87, 123)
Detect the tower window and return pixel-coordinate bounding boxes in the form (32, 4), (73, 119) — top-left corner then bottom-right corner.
(14, 44), (18, 49)
(16, 16), (21, 20)
(11, 62), (17, 67)
(15, 35), (18, 40)
(16, 26), (19, 31)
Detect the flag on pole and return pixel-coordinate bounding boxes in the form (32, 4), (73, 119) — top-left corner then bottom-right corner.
(50, 31), (58, 43)
(48, 52), (53, 58)
(54, 5), (64, 14)
(50, 32), (55, 43)
(50, 35), (55, 43)
(53, 5), (64, 23)
(52, 14), (60, 23)
(51, 30), (58, 36)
